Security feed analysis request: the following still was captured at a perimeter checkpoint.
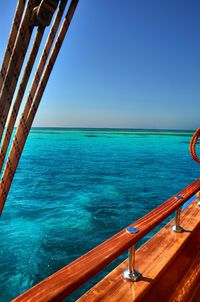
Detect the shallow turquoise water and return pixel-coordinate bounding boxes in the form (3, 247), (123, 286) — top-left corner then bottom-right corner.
(0, 128), (200, 301)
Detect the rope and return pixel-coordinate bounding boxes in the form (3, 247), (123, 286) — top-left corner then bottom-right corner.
(0, 0), (27, 92)
(25, 0), (79, 126)
(189, 128), (200, 164)
(0, 0), (79, 214)
(0, 26), (45, 172)
(0, 0), (37, 141)
(0, 0), (68, 172)
(22, 0), (69, 122)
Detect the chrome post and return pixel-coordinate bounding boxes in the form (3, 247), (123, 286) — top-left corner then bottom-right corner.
(122, 227), (142, 282)
(171, 208), (183, 233)
(171, 207), (184, 232)
(196, 191), (200, 206)
(171, 196), (184, 233)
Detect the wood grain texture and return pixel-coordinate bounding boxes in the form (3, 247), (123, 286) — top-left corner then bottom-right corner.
(78, 198), (200, 302)
(190, 281), (200, 302)
(12, 179), (200, 302)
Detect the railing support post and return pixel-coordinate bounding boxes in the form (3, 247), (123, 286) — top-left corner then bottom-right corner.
(171, 196), (184, 233)
(171, 208), (183, 232)
(196, 191), (200, 206)
(122, 227), (142, 282)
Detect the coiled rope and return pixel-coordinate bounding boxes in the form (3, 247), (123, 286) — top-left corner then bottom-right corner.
(189, 128), (200, 164)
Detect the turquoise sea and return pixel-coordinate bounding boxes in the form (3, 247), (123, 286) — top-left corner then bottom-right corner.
(0, 128), (200, 301)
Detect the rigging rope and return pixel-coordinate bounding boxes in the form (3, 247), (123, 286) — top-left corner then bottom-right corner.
(0, 0), (68, 172)
(0, 0), (79, 214)
(0, 0), (37, 141)
(0, 0), (66, 172)
(0, 0), (27, 92)
(22, 0), (69, 122)
(0, 26), (45, 172)
(189, 128), (200, 164)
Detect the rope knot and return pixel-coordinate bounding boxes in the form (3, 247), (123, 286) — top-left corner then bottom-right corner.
(33, 0), (59, 27)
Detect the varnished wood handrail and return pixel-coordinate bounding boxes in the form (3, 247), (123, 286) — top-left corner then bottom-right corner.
(13, 179), (200, 302)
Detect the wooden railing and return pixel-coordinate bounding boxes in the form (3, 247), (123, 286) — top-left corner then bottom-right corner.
(13, 179), (200, 302)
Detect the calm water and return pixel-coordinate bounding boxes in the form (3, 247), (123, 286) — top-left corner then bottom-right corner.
(0, 128), (200, 301)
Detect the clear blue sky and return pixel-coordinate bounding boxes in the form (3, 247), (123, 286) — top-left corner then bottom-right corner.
(0, 0), (200, 129)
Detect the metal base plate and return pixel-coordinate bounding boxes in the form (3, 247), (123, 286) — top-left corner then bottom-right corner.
(170, 225), (184, 233)
(122, 269), (142, 282)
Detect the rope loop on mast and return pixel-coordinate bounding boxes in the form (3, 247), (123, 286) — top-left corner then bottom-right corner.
(189, 128), (200, 164)
(33, 0), (60, 26)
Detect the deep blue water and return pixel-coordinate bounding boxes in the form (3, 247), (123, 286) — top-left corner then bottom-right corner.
(0, 128), (200, 301)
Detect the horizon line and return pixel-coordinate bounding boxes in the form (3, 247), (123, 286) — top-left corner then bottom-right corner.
(27, 126), (195, 131)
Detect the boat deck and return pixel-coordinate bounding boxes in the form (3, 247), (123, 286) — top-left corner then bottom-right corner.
(78, 198), (200, 302)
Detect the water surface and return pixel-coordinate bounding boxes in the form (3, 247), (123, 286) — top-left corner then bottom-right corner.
(0, 128), (199, 301)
